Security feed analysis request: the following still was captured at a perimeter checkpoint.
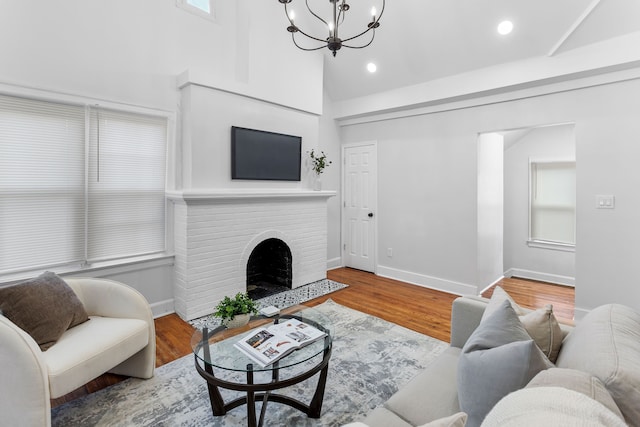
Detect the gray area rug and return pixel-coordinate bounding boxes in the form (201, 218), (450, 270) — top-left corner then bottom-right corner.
(52, 299), (447, 426)
(189, 279), (349, 330)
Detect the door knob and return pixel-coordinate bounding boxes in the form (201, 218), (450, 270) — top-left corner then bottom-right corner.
(368, 212), (374, 218)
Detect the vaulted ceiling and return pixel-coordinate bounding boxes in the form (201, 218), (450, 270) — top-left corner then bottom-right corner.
(312, 0), (640, 102)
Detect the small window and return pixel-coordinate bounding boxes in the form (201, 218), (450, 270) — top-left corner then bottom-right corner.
(529, 160), (576, 249)
(176, 0), (215, 21)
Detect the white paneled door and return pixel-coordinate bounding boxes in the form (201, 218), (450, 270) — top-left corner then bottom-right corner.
(343, 142), (377, 273)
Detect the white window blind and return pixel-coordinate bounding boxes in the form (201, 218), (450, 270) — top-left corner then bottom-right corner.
(0, 94), (167, 275)
(530, 161), (576, 245)
(0, 95), (86, 273)
(88, 108), (167, 262)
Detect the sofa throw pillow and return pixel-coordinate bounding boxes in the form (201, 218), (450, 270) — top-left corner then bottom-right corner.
(417, 412), (468, 427)
(480, 286), (525, 322)
(481, 387), (627, 427)
(483, 286), (563, 363)
(519, 305), (563, 363)
(457, 300), (553, 427)
(0, 271), (89, 351)
(526, 368), (624, 420)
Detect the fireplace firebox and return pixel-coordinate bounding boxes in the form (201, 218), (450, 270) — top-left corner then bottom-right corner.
(246, 238), (292, 300)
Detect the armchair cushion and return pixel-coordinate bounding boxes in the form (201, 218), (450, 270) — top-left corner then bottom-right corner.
(44, 316), (149, 397)
(0, 272), (89, 350)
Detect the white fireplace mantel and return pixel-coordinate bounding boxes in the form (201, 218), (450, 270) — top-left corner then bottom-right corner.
(166, 189), (336, 203)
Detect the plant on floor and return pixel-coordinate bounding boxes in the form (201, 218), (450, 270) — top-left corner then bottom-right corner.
(309, 149), (332, 175)
(213, 292), (259, 321)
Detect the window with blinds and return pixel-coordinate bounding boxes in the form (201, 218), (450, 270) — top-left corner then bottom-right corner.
(529, 161), (576, 247)
(0, 94), (167, 275)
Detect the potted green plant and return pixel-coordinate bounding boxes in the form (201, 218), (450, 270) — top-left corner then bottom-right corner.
(309, 149), (332, 190)
(213, 292), (259, 328)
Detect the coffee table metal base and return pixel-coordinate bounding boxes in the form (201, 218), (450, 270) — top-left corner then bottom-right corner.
(194, 338), (331, 427)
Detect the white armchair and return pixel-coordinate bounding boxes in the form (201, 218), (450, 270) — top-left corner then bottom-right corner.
(0, 277), (156, 426)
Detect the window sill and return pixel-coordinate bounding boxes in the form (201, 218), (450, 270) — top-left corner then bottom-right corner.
(527, 240), (575, 252)
(0, 254), (175, 285)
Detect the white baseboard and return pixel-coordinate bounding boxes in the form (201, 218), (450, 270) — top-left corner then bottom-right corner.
(480, 275), (505, 295)
(151, 299), (175, 319)
(504, 268), (575, 287)
(327, 257), (343, 271)
(377, 265), (477, 296)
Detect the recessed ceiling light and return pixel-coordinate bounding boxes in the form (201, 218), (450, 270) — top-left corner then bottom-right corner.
(367, 62), (377, 73)
(497, 20), (513, 35)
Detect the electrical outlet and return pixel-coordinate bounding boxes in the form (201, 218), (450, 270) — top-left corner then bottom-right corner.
(387, 248), (393, 257)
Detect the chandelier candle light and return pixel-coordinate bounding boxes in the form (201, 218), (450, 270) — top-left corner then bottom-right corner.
(278, 0), (385, 57)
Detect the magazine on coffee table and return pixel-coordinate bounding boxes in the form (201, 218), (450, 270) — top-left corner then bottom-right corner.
(234, 318), (327, 367)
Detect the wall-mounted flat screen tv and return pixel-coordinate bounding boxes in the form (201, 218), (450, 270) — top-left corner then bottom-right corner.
(231, 126), (302, 181)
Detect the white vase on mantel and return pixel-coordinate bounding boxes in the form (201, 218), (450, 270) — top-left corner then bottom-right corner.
(313, 175), (322, 191)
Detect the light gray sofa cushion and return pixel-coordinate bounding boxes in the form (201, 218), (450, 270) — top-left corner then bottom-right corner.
(555, 303), (640, 426)
(526, 368), (623, 420)
(362, 406), (413, 427)
(383, 347), (461, 425)
(457, 300), (553, 427)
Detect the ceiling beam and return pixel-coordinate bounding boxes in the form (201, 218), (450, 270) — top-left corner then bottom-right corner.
(548, 0), (601, 57)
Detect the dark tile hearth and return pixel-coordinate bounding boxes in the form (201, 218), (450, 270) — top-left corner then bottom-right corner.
(189, 279), (348, 330)
(246, 281), (290, 300)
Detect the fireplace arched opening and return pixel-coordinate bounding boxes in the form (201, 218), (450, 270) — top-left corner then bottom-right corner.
(246, 238), (292, 300)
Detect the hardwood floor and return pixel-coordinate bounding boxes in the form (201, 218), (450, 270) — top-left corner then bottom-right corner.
(52, 268), (574, 407)
(481, 276), (575, 324)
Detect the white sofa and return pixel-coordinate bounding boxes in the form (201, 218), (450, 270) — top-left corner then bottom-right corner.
(351, 295), (640, 427)
(0, 277), (156, 427)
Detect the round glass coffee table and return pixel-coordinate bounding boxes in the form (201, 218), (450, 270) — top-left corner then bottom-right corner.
(191, 305), (333, 427)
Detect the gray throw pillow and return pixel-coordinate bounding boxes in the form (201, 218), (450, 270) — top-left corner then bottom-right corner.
(457, 300), (553, 427)
(0, 271), (89, 351)
(483, 286), (563, 363)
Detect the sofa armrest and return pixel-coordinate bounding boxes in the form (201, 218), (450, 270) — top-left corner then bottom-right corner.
(64, 277), (156, 378)
(0, 315), (51, 426)
(449, 296), (489, 348)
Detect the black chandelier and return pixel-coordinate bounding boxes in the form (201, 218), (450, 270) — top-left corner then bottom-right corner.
(278, 0), (385, 57)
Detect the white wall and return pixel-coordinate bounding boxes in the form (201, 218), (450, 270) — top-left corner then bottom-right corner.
(340, 76), (640, 316)
(503, 124), (576, 285)
(477, 133), (504, 290)
(349, 113), (479, 296)
(0, 1), (321, 113)
(86, 262), (176, 318)
(179, 83), (321, 190)
(319, 90), (343, 267)
(0, 1), (324, 313)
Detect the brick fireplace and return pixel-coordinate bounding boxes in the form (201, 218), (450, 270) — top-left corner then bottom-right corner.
(167, 189), (335, 320)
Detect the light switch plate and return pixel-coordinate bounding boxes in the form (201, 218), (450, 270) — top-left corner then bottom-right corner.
(596, 195), (615, 209)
